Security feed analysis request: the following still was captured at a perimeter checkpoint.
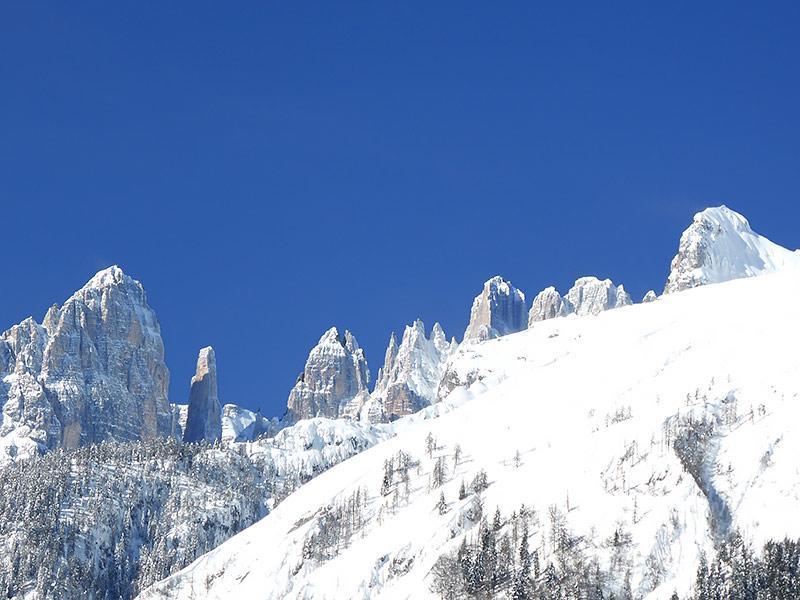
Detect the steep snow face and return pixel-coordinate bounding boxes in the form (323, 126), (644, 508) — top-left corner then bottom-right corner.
(358, 321), (457, 422)
(141, 266), (800, 600)
(463, 276), (527, 342)
(286, 328), (370, 421)
(183, 347), (222, 443)
(527, 277), (631, 325)
(664, 205), (798, 294)
(0, 266), (172, 461)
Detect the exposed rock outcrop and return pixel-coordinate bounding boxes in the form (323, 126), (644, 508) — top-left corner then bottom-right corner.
(463, 276), (527, 342)
(1, 266), (172, 461)
(565, 276), (632, 316)
(528, 286), (569, 326)
(664, 205), (799, 294)
(286, 327), (370, 421)
(183, 347), (222, 443)
(358, 320), (457, 422)
(528, 276), (631, 326)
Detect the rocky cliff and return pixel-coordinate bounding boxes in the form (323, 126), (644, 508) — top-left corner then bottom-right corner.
(463, 276), (527, 342)
(0, 266), (172, 461)
(183, 346), (222, 443)
(285, 327), (370, 421)
(528, 276), (631, 325)
(358, 320), (456, 422)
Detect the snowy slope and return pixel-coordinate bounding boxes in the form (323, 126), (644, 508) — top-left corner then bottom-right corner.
(140, 262), (800, 600)
(0, 417), (391, 599)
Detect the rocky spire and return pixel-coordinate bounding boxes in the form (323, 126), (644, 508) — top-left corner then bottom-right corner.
(374, 332), (398, 393)
(360, 320), (457, 422)
(664, 205), (798, 294)
(183, 347), (222, 443)
(286, 327), (370, 422)
(463, 276), (527, 342)
(0, 266), (173, 460)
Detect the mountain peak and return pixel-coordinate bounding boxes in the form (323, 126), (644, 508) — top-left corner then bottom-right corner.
(664, 205), (797, 294)
(80, 265), (132, 291)
(463, 276), (527, 342)
(695, 204), (752, 232)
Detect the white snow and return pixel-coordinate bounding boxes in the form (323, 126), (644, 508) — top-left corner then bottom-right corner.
(664, 205), (800, 293)
(140, 259), (800, 600)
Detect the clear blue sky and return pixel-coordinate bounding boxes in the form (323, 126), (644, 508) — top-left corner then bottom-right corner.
(1, 2), (798, 417)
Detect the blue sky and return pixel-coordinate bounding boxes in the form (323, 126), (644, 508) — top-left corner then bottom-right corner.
(1, 2), (798, 416)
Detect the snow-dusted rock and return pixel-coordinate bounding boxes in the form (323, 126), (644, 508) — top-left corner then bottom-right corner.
(527, 277), (631, 328)
(221, 403), (275, 442)
(642, 290), (658, 303)
(528, 286), (569, 325)
(183, 347), (222, 443)
(565, 276), (631, 316)
(463, 276), (527, 342)
(664, 205), (799, 294)
(286, 328), (370, 421)
(170, 403), (187, 439)
(0, 318), (60, 461)
(359, 320), (457, 422)
(0, 266), (172, 459)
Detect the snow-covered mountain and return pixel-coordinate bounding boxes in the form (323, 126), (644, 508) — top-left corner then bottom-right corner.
(286, 328), (371, 421)
(463, 276), (527, 342)
(221, 403), (275, 442)
(140, 206), (800, 600)
(0, 266), (172, 462)
(664, 205), (798, 293)
(356, 320), (457, 423)
(528, 276), (631, 325)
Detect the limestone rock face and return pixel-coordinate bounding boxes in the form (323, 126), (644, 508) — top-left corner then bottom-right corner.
(527, 276), (632, 327)
(664, 205), (799, 294)
(565, 276), (631, 316)
(0, 266), (172, 461)
(0, 319), (60, 460)
(463, 276), (527, 342)
(183, 347), (222, 443)
(359, 320), (457, 422)
(286, 327), (370, 421)
(528, 286), (569, 326)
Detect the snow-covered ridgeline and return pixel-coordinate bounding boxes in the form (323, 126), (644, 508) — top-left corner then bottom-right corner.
(140, 266), (800, 600)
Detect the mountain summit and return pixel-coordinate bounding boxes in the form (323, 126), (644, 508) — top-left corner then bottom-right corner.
(463, 276), (527, 342)
(0, 265), (172, 461)
(664, 205), (798, 294)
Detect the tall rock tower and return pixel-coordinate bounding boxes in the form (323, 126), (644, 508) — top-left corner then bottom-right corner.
(183, 346), (222, 443)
